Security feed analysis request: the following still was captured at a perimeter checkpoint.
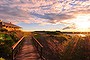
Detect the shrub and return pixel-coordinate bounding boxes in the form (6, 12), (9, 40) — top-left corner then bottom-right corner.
(0, 28), (8, 32)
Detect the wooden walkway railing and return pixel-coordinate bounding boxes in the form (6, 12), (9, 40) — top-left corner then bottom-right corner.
(11, 36), (25, 60)
(32, 36), (46, 60)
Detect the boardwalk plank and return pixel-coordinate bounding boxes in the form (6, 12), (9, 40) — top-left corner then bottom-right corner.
(15, 36), (40, 60)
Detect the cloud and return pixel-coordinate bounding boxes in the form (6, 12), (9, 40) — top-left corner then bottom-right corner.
(62, 24), (76, 30)
(30, 12), (75, 24)
(0, 0), (90, 26)
(72, 9), (90, 15)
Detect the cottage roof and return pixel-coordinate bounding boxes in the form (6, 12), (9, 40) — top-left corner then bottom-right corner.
(3, 22), (21, 28)
(0, 20), (21, 28)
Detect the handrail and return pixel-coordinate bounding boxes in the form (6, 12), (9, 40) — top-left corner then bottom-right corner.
(11, 36), (25, 60)
(32, 36), (45, 60)
(32, 36), (43, 48)
(32, 36), (61, 60)
(12, 36), (25, 49)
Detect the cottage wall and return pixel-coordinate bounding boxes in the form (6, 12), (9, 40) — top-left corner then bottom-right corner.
(0, 20), (21, 31)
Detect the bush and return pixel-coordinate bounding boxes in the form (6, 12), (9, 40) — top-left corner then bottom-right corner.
(0, 28), (8, 32)
(0, 32), (20, 60)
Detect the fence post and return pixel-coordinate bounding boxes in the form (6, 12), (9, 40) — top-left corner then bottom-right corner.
(11, 48), (14, 60)
(32, 36), (45, 60)
(41, 47), (43, 60)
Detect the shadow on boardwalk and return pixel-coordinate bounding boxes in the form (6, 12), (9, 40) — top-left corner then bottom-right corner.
(15, 34), (40, 60)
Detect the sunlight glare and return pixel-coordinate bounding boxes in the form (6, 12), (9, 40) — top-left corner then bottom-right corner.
(76, 21), (90, 29)
(74, 14), (90, 29)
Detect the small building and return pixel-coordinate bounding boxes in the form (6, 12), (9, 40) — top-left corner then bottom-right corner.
(0, 20), (21, 31)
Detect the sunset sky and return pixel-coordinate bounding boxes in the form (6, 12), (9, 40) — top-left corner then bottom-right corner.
(0, 0), (90, 31)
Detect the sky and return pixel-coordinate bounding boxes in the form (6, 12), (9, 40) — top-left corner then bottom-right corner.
(0, 0), (90, 32)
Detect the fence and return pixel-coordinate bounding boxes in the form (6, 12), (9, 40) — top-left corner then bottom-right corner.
(11, 36), (25, 60)
(32, 36), (46, 60)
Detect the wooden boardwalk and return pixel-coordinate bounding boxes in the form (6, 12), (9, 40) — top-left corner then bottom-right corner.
(15, 36), (41, 60)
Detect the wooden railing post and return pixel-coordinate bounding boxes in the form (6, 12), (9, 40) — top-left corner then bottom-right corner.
(12, 48), (14, 60)
(11, 36), (25, 60)
(40, 47), (43, 60)
(32, 36), (44, 60)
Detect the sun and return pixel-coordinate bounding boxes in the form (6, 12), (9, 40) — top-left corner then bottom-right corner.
(75, 21), (90, 29)
(73, 14), (90, 30)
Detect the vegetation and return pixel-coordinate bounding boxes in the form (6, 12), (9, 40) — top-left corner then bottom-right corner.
(33, 31), (90, 60)
(0, 31), (23, 60)
(0, 28), (8, 32)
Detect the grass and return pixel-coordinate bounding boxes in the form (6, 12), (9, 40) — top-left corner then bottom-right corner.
(0, 34), (12, 40)
(33, 32), (90, 60)
(0, 31), (23, 60)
